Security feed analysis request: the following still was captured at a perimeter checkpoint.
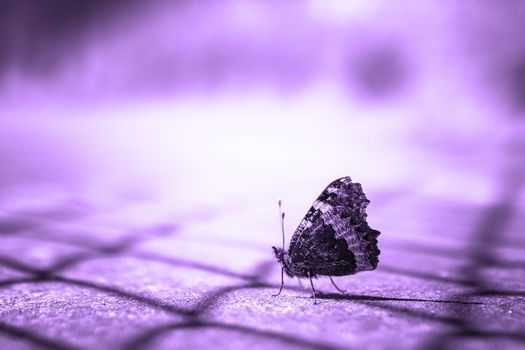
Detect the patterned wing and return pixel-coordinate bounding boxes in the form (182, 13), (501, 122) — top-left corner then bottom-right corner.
(288, 177), (380, 276)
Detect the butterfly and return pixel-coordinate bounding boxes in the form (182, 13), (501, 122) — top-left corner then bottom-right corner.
(272, 176), (380, 303)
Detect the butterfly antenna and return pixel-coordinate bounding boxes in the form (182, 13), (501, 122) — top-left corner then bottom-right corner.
(278, 199), (285, 251)
(273, 200), (287, 298)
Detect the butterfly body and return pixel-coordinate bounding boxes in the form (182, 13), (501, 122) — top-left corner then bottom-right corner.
(273, 177), (380, 282)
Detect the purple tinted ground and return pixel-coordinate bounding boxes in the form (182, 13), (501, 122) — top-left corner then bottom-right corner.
(0, 183), (524, 350)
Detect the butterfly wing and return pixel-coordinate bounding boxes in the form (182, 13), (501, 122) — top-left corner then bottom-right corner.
(287, 177), (380, 276)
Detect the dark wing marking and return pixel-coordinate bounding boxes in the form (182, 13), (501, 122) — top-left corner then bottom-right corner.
(288, 176), (380, 276)
(289, 223), (357, 276)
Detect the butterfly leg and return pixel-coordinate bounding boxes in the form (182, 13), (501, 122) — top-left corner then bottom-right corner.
(329, 276), (346, 293)
(308, 272), (317, 304)
(273, 266), (285, 297)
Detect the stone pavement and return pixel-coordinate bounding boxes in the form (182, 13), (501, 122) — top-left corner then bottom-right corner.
(0, 183), (524, 350)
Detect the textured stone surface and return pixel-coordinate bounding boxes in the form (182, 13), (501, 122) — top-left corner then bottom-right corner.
(0, 185), (524, 350)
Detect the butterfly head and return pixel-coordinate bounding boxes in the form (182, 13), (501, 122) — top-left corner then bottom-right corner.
(272, 246), (297, 277)
(272, 246), (285, 264)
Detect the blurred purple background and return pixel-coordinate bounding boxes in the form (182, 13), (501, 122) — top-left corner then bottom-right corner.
(1, 0), (524, 212)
